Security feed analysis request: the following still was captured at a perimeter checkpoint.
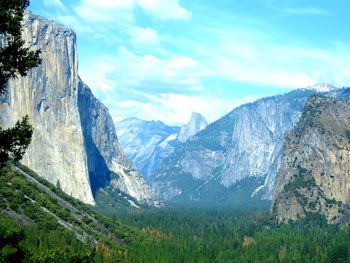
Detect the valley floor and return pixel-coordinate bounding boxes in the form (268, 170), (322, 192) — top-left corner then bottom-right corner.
(1, 163), (350, 262)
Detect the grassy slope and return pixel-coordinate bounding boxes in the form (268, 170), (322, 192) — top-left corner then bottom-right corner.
(0, 162), (157, 262)
(2, 162), (350, 262)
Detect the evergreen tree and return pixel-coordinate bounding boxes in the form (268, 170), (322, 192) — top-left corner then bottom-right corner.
(0, 0), (41, 164)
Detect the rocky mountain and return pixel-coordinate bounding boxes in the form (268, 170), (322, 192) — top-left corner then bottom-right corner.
(272, 96), (350, 224)
(115, 118), (180, 179)
(149, 87), (350, 206)
(178, 112), (208, 143)
(304, 83), (338, 93)
(115, 112), (207, 178)
(0, 12), (159, 207)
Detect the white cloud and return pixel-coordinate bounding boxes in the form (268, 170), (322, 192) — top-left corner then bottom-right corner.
(43, 0), (66, 11)
(111, 47), (202, 92)
(72, 0), (191, 24)
(112, 93), (257, 125)
(41, 0), (349, 126)
(81, 0), (135, 8)
(73, 0), (134, 24)
(185, 27), (350, 89)
(130, 26), (159, 46)
(56, 15), (92, 33)
(80, 60), (116, 92)
(137, 0), (191, 20)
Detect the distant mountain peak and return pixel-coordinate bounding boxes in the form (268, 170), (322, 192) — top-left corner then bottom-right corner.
(178, 112), (208, 143)
(304, 83), (338, 92)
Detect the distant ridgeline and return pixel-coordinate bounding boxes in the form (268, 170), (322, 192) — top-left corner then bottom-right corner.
(115, 112), (208, 179)
(0, 12), (160, 208)
(147, 85), (350, 212)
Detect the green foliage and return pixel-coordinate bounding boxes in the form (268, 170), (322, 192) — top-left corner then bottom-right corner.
(0, 164), (155, 262)
(114, 208), (350, 263)
(0, 0), (41, 92)
(0, 0), (41, 165)
(0, 213), (30, 263)
(0, 116), (33, 164)
(2, 163), (350, 262)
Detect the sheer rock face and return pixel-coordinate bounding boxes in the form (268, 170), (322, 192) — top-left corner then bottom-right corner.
(115, 112), (207, 179)
(78, 82), (160, 206)
(272, 96), (350, 224)
(0, 12), (159, 206)
(150, 88), (350, 205)
(0, 13), (94, 204)
(178, 112), (208, 143)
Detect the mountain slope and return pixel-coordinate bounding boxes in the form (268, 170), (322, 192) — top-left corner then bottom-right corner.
(115, 112), (207, 178)
(0, 12), (158, 206)
(150, 87), (350, 205)
(0, 162), (165, 261)
(272, 96), (350, 224)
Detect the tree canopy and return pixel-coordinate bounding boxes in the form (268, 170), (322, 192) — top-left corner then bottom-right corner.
(0, 0), (41, 93)
(0, 0), (41, 164)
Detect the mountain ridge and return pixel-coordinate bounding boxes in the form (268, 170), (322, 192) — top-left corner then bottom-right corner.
(149, 86), (350, 205)
(0, 12), (159, 207)
(115, 112), (208, 179)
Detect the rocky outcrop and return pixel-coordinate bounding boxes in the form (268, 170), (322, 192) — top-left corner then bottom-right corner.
(115, 112), (207, 179)
(0, 12), (159, 206)
(178, 112), (208, 143)
(150, 87), (350, 205)
(78, 82), (159, 205)
(272, 96), (350, 223)
(115, 118), (180, 178)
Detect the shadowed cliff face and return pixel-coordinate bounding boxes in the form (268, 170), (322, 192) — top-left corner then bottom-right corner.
(78, 80), (160, 206)
(273, 96), (350, 224)
(0, 12), (159, 206)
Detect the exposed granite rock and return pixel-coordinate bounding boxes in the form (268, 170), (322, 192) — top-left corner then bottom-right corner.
(78, 82), (160, 206)
(115, 118), (180, 179)
(272, 96), (350, 223)
(150, 87), (350, 206)
(0, 12), (159, 206)
(0, 12), (94, 204)
(178, 112), (208, 143)
(150, 89), (314, 203)
(115, 112), (208, 179)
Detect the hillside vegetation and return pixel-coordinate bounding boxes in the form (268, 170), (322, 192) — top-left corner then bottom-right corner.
(2, 163), (350, 262)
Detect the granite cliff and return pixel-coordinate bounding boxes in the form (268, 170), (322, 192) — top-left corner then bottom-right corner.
(115, 112), (207, 178)
(150, 86), (350, 206)
(272, 96), (350, 223)
(0, 12), (159, 206)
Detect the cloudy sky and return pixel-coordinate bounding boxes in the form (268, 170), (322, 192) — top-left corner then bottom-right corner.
(30, 0), (350, 125)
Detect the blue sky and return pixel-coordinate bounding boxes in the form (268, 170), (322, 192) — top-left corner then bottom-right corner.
(29, 0), (350, 125)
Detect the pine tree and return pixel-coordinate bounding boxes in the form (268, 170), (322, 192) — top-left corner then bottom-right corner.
(0, 0), (41, 164)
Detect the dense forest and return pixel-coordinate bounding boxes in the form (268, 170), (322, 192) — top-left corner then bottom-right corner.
(1, 163), (350, 262)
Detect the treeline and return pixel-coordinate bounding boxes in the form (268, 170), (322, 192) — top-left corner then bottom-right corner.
(2, 163), (350, 262)
(116, 208), (350, 262)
